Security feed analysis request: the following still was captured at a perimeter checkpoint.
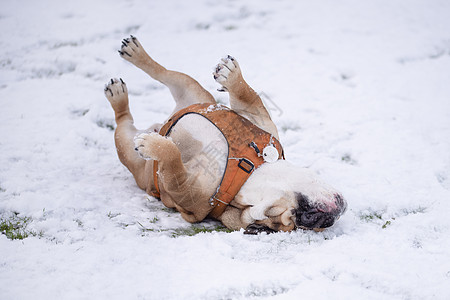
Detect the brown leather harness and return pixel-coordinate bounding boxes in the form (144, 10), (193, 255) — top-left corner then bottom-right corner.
(150, 103), (284, 219)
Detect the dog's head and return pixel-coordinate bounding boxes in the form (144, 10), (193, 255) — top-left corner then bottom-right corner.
(235, 160), (347, 234)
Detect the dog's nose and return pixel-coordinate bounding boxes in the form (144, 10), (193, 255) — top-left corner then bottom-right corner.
(294, 193), (347, 230)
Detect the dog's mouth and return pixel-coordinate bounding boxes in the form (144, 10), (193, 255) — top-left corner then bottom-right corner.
(293, 193), (347, 230)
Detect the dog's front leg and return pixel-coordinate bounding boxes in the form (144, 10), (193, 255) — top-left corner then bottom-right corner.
(219, 206), (280, 234)
(213, 56), (279, 139)
(134, 132), (187, 186)
(134, 133), (210, 222)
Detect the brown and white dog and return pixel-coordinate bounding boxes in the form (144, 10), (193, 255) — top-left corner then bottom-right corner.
(104, 36), (347, 234)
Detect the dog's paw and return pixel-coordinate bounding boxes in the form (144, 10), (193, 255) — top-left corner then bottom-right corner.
(213, 55), (242, 92)
(244, 224), (276, 235)
(104, 78), (127, 98)
(134, 132), (173, 160)
(118, 35), (150, 67)
(104, 78), (128, 111)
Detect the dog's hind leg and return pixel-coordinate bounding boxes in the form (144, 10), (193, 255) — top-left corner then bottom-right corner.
(213, 56), (280, 140)
(119, 36), (215, 114)
(104, 78), (153, 191)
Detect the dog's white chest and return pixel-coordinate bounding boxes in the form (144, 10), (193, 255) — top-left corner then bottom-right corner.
(167, 113), (228, 191)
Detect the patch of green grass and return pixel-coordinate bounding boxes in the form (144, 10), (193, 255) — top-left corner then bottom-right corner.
(0, 213), (42, 240)
(360, 211), (395, 229)
(149, 216), (159, 223)
(382, 220), (392, 229)
(137, 221), (233, 237)
(171, 225), (233, 238)
(161, 207), (177, 213)
(137, 221), (156, 235)
(360, 212), (383, 222)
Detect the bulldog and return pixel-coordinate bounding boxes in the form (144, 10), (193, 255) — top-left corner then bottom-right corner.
(104, 36), (347, 234)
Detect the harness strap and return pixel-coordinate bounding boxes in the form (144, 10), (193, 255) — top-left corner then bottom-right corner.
(149, 103), (284, 218)
(149, 161), (160, 198)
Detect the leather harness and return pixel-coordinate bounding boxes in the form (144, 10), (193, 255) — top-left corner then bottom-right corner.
(150, 103), (284, 219)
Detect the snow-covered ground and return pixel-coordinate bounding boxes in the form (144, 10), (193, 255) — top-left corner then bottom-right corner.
(1, 0), (450, 299)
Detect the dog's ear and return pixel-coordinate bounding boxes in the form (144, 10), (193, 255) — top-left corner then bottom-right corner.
(244, 224), (276, 235)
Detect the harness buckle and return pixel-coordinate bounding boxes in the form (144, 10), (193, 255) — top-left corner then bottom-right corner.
(238, 158), (254, 174)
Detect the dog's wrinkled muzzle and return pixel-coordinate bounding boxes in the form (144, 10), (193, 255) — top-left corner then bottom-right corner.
(294, 193), (347, 230)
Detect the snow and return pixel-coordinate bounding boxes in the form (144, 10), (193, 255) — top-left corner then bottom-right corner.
(1, 0), (450, 299)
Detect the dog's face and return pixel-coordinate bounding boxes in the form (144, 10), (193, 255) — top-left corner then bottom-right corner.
(234, 160), (347, 234)
(293, 191), (347, 231)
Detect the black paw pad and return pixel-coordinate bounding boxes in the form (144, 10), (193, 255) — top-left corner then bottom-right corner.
(244, 224), (276, 235)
